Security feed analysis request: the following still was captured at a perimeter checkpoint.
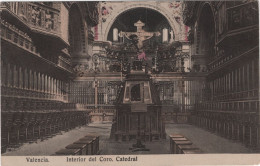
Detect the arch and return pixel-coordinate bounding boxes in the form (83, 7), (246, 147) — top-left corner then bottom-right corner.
(104, 4), (181, 41)
(68, 2), (85, 21)
(197, 2), (216, 26)
(68, 3), (88, 56)
(196, 3), (216, 57)
(196, 2), (217, 45)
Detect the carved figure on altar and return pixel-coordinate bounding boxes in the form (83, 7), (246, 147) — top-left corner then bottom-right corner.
(119, 20), (161, 50)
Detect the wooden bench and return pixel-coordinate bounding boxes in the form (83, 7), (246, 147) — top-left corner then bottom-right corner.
(55, 148), (81, 155)
(65, 144), (87, 155)
(169, 134), (184, 153)
(171, 137), (188, 154)
(169, 134), (184, 138)
(80, 137), (98, 154)
(174, 140), (193, 154)
(84, 134), (99, 154)
(177, 144), (200, 154)
(56, 134), (100, 156)
(169, 134), (202, 154)
(171, 137), (189, 154)
(73, 139), (93, 155)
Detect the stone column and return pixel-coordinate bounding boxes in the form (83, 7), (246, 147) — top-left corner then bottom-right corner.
(40, 73), (43, 92)
(48, 76), (51, 94)
(29, 69), (32, 90)
(47, 76), (50, 94)
(42, 74), (45, 92)
(54, 79), (56, 95)
(13, 65), (18, 88)
(61, 81), (63, 100)
(38, 72), (41, 91)
(34, 71), (37, 91)
(7, 63), (11, 87)
(51, 77), (55, 94)
(51, 77), (53, 94)
(24, 68), (28, 89)
(44, 74), (47, 93)
(57, 80), (59, 96)
(51, 77), (54, 99)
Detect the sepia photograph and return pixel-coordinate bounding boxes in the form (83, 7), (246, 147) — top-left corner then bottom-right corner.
(0, 0), (260, 165)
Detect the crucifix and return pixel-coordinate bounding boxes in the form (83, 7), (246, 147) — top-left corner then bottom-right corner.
(119, 20), (161, 49)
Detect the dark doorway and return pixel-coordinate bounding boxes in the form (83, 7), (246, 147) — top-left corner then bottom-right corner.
(131, 84), (141, 101)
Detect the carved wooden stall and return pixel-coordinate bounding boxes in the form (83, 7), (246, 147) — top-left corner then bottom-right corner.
(0, 2), (99, 153)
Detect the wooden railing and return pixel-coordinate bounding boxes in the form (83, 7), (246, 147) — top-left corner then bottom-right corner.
(208, 46), (258, 72)
(1, 86), (68, 102)
(1, 19), (72, 73)
(212, 89), (258, 101)
(197, 98), (259, 113)
(0, 19), (39, 56)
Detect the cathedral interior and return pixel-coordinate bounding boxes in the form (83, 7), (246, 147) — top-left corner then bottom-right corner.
(1, 1), (259, 155)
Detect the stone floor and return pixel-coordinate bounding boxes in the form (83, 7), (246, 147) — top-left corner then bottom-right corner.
(2, 123), (254, 156)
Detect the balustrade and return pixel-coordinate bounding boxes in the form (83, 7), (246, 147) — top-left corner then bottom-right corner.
(199, 99), (259, 113)
(1, 19), (38, 55)
(1, 19), (73, 75)
(213, 89), (258, 101)
(208, 46), (257, 72)
(1, 86), (68, 102)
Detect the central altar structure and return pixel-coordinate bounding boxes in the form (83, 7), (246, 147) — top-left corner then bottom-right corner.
(111, 62), (166, 141)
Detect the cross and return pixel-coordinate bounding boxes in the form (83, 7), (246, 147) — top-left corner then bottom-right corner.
(119, 20), (161, 49)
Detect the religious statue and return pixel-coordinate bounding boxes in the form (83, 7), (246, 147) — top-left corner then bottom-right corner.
(31, 6), (41, 26)
(45, 11), (53, 30)
(119, 20), (161, 50)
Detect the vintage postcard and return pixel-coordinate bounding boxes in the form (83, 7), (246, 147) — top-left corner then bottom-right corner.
(1, 1), (260, 165)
